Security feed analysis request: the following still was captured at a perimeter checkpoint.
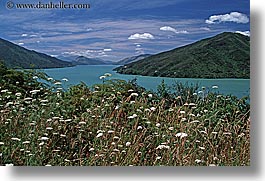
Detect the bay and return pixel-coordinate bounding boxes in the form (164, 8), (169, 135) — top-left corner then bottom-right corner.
(43, 65), (250, 98)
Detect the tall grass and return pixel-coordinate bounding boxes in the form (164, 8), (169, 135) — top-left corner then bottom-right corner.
(0, 70), (250, 166)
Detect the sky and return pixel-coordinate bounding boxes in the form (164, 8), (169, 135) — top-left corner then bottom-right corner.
(0, 0), (250, 61)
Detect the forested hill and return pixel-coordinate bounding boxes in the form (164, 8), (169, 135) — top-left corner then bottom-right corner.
(0, 38), (72, 69)
(114, 32), (250, 79)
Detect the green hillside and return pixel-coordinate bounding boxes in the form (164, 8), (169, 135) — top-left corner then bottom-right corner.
(0, 38), (72, 69)
(114, 32), (250, 78)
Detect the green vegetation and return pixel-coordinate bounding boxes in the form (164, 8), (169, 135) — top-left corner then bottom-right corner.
(114, 54), (151, 65)
(0, 63), (250, 166)
(0, 38), (72, 69)
(114, 32), (250, 79)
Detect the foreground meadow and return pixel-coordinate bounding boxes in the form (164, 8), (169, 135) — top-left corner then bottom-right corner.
(0, 66), (250, 166)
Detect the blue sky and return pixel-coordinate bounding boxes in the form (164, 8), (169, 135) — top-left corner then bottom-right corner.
(0, 0), (250, 61)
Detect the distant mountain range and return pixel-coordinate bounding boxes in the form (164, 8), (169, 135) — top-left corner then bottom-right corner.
(0, 38), (72, 69)
(114, 32), (250, 79)
(114, 54), (152, 65)
(72, 56), (109, 65)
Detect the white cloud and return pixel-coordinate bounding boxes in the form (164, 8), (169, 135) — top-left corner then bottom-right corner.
(160, 26), (189, 34)
(235, 31), (250, 37)
(205, 12), (249, 24)
(200, 27), (211, 31)
(21, 34), (28, 37)
(18, 42), (24, 46)
(128, 33), (155, 40)
(103, 48), (112, 52)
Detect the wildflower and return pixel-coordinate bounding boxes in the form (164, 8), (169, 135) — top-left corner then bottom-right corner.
(11, 138), (21, 141)
(113, 136), (119, 140)
(1, 89), (8, 93)
(89, 148), (95, 151)
(148, 94), (153, 98)
(113, 149), (120, 152)
(156, 156), (162, 160)
(190, 120), (200, 124)
(168, 127), (174, 131)
(54, 82), (62, 85)
(45, 164), (52, 166)
(96, 133), (103, 138)
(175, 132), (188, 139)
(33, 76), (38, 79)
(128, 114), (137, 119)
(223, 132), (232, 135)
(156, 145), (170, 150)
(128, 89), (134, 92)
(209, 164), (216, 166)
(199, 146), (205, 150)
(131, 93), (139, 97)
(150, 107), (156, 111)
(212, 85), (218, 89)
(108, 130), (114, 134)
(111, 142), (116, 145)
(60, 134), (66, 137)
(195, 159), (202, 163)
(97, 130), (104, 133)
(0, 142), (4, 145)
(104, 73), (112, 77)
(137, 126), (143, 130)
(144, 108), (151, 112)
(168, 108), (174, 112)
(200, 130), (207, 134)
(115, 105), (119, 110)
(62, 78), (68, 82)
(5, 163), (14, 166)
(39, 137), (49, 141)
(22, 141), (30, 144)
(156, 123), (161, 127)
(46, 127), (53, 130)
(130, 101), (135, 104)
(15, 92), (22, 97)
(99, 75), (106, 80)
(39, 142), (45, 146)
(47, 77), (53, 81)
(125, 142), (131, 147)
(79, 121), (86, 125)
(180, 111), (185, 114)
(30, 90), (40, 94)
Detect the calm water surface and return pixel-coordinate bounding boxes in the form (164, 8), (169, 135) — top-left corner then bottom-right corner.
(43, 65), (250, 98)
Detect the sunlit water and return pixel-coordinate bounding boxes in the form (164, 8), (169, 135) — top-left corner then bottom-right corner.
(43, 65), (250, 98)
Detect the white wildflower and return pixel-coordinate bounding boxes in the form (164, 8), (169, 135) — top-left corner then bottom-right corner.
(150, 107), (156, 111)
(79, 121), (86, 125)
(195, 159), (202, 163)
(156, 145), (170, 150)
(131, 93), (139, 97)
(96, 133), (103, 138)
(125, 142), (131, 147)
(62, 78), (68, 82)
(39, 137), (49, 141)
(180, 111), (185, 114)
(175, 132), (188, 139)
(212, 85), (218, 89)
(137, 126), (143, 130)
(22, 141), (30, 144)
(156, 123), (161, 127)
(128, 114), (137, 119)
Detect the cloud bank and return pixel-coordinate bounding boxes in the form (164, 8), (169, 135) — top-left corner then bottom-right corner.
(160, 26), (188, 34)
(235, 31), (250, 37)
(128, 33), (155, 40)
(205, 12), (249, 24)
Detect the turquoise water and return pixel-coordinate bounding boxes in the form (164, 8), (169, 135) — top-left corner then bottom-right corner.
(43, 65), (250, 98)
